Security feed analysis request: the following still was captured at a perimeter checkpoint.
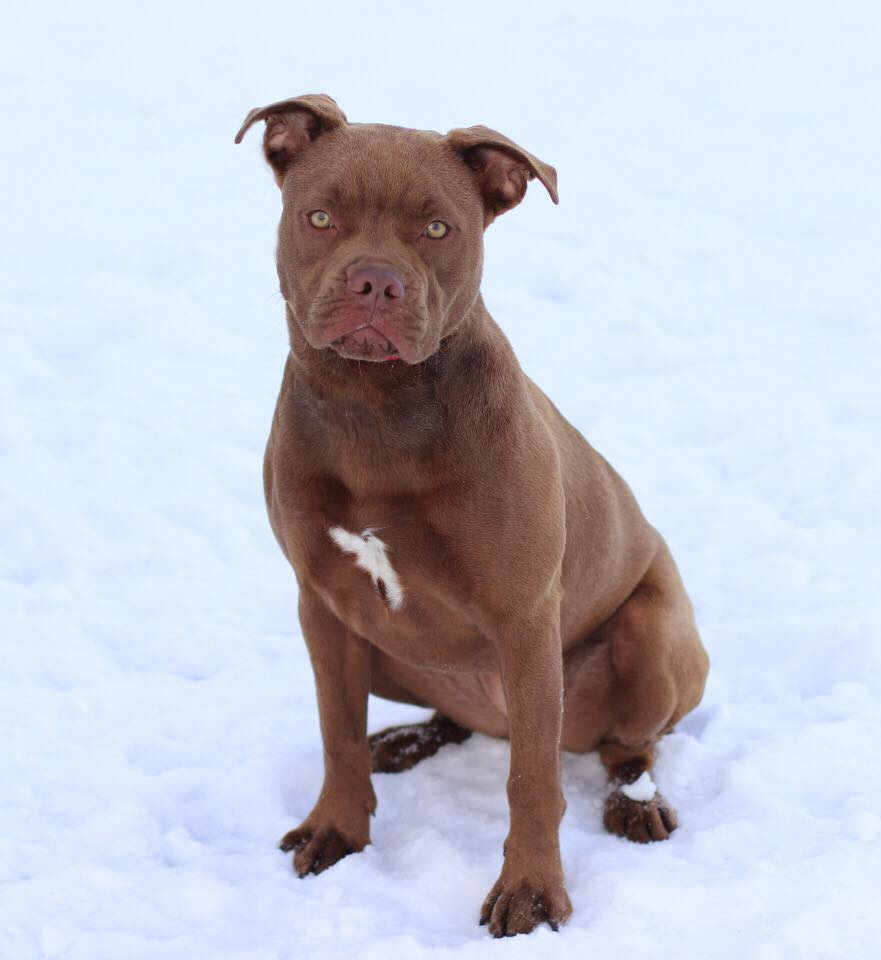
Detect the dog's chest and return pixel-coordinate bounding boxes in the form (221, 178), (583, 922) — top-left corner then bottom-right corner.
(301, 512), (493, 671)
(316, 516), (433, 621)
(326, 525), (405, 611)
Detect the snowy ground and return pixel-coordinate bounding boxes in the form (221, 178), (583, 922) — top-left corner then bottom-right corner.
(2, 2), (880, 957)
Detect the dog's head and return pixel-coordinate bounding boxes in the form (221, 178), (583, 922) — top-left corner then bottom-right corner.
(236, 94), (557, 366)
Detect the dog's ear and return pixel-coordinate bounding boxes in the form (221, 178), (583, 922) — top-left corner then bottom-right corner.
(235, 94), (347, 186)
(445, 125), (558, 224)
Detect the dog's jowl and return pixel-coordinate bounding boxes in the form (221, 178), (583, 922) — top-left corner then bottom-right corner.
(237, 94), (709, 938)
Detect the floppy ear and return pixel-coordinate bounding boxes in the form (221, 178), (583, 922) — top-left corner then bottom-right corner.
(234, 94), (347, 186)
(445, 125), (558, 224)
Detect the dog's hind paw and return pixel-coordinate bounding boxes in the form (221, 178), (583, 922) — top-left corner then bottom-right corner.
(603, 788), (679, 843)
(369, 712), (471, 773)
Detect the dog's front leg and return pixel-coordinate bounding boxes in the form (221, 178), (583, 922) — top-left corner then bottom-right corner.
(480, 607), (572, 937)
(279, 586), (376, 876)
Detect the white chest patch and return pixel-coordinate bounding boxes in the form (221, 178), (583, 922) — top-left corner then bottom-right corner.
(328, 526), (405, 612)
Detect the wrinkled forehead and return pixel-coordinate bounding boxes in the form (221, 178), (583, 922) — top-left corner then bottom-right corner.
(283, 124), (479, 221)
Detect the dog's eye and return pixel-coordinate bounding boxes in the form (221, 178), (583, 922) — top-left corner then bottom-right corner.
(309, 210), (333, 230)
(424, 220), (448, 240)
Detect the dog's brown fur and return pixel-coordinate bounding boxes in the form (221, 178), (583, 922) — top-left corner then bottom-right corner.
(236, 94), (709, 937)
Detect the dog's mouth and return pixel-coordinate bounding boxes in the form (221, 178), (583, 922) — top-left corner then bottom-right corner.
(329, 323), (401, 362)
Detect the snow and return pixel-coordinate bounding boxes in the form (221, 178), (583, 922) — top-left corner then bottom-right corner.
(619, 772), (657, 803)
(2, 1), (880, 958)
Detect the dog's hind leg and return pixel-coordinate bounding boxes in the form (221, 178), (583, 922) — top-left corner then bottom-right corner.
(369, 712), (471, 773)
(593, 540), (707, 842)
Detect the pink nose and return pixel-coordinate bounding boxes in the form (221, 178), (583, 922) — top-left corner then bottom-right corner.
(346, 265), (405, 303)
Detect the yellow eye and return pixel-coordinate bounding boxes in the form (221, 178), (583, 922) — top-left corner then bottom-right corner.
(309, 210), (332, 229)
(425, 220), (448, 239)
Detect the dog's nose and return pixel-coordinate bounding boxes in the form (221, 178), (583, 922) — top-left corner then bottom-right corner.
(346, 265), (405, 303)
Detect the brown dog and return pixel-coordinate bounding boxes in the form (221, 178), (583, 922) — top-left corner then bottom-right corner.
(236, 94), (709, 937)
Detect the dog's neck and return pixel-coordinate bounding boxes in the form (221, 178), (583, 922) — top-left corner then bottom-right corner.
(280, 296), (524, 492)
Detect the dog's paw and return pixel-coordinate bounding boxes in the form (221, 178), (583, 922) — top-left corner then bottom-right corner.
(369, 713), (471, 774)
(278, 824), (365, 877)
(479, 871), (572, 937)
(603, 788), (679, 843)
